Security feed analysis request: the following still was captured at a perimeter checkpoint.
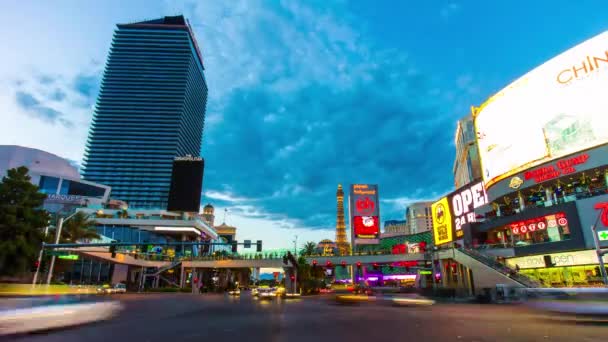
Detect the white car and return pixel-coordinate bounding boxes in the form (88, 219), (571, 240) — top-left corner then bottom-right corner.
(0, 300), (123, 336)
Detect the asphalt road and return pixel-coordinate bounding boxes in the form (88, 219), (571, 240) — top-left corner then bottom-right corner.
(7, 292), (608, 342)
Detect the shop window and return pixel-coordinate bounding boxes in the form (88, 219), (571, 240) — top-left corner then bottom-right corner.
(510, 212), (571, 247)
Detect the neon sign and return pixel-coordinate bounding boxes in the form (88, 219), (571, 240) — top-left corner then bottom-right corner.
(594, 202), (608, 227)
(510, 212), (567, 235)
(524, 153), (589, 183)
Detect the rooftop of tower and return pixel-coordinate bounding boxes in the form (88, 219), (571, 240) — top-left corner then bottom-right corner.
(118, 15), (205, 70)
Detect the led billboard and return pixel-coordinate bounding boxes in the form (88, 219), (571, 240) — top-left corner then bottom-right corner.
(349, 184), (380, 243)
(353, 216), (380, 238)
(475, 31), (608, 188)
(431, 181), (489, 245)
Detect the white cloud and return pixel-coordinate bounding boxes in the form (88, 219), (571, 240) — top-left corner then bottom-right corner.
(207, 204), (333, 250)
(204, 190), (249, 203)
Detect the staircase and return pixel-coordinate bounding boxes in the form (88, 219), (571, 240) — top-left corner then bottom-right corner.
(152, 260), (181, 276)
(456, 248), (540, 288)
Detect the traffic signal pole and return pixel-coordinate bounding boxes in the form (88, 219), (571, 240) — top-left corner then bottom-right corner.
(32, 225), (50, 286)
(591, 211), (608, 285)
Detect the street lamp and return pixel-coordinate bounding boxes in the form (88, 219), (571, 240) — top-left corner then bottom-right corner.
(39, 209), (102, 285)
(591, 210), (608, 285)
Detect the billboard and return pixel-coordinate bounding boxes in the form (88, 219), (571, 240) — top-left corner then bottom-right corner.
(475, 31), (608, 188)
(167, 156), (204, 212)
(431, 181), (489, 245)
(349, 184), (380, 243)
(353, 216), (379, 238)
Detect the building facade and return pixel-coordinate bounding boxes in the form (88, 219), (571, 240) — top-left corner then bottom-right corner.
(0, 145), (110, 214)
(82, 15), (208, 209)
(453, 115), (482, 188)
(405, 202), (433, 234)
(384, 220), (409, 234)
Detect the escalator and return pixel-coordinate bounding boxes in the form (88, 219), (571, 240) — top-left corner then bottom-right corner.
(439, 248), (540, 291)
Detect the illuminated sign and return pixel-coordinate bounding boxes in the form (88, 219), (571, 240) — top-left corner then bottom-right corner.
(58, 255), (79, 260)
(350, 184), (380, 243)
(452, 181), (488, 234)
(594, 202), (608, 227)
(509, 176), (523, 189)
(432, 181), (488, 245)
(509, 212), (568, 235)
(475, 31), (608, 188)
(506, 250), (608, 269)
(46, 194), (85, 204)
(419, 270), (432, 275)
(524, 153), (589, 183)
(353, 216), (379, 239)
(432, 197), (453, 245)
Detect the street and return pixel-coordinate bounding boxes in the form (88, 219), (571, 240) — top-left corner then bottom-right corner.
(7, 293), (608, 342)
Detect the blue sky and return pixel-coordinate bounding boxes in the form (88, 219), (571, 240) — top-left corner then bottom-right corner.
(1, 0), (607, 249)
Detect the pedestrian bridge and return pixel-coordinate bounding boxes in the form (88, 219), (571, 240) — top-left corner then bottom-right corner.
(67, 247), (427, 269)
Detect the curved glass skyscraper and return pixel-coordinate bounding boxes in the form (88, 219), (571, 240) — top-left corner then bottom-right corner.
(82, 16), (207, 209)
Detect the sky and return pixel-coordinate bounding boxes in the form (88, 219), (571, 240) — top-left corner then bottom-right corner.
(1, 0), (607, 249)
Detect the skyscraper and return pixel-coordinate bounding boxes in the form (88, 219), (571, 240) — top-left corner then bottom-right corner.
(82, 16), (208, 209)
(335, 184), (350, 255)
(453, 114), (481, 188)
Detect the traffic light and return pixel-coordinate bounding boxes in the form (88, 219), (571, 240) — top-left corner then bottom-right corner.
(256, 240), (262, 252)
(290, 275), (295, 281)
(312, 259), (318, 266)
(231, 241), (238, 253)
(31, 260), (40, 272)
(326, 260), (332, 268)
(341, 261), (346, 268)
(356, 261), (362, 269)
(373, 263), (379, 270)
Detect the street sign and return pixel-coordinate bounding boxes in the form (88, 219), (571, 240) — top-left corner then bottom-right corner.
(598, 231), (608, 241)
(47, 251), (69, 256)
(58, 255), (79, 260)
(244, 240), (251, 248)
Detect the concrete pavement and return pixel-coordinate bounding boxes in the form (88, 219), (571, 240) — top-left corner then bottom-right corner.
(9, 292), (608, 342)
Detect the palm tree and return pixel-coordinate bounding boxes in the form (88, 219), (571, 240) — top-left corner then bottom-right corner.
(60, 212), (100, 243)
(301, 241), (317, 256)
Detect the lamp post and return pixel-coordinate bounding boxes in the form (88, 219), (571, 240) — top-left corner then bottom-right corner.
(44, 210), (101, 285)
(293, 235), (298, 294)
(591, 210), (608, 286)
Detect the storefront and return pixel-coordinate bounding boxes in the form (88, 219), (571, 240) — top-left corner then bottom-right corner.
(506, 250), (608, 287)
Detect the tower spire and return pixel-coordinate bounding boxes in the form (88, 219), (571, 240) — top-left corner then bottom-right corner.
(335, 184), (350, 255)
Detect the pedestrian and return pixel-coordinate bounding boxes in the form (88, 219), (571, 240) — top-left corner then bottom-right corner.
(515, 264), (520, 273)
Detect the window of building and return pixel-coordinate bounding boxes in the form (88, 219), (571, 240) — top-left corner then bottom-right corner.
(38, 176), (60, 194)
(59, 180), (106, 198)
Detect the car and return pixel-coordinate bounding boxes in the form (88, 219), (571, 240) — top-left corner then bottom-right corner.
(257, 288), (276, 299)
(96, 284), (126, 294)
(228, 289), (241, 296)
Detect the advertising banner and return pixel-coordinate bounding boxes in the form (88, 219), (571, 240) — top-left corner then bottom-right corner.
(432, 181), (489, 245)
(475, 31), (608, 188)
(353, 216), (379, 239)
(432, 197), (453, 246)
(350, 184), (380, 244)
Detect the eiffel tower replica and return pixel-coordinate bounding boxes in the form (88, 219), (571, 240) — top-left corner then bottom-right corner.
(335, 184), (351, 255)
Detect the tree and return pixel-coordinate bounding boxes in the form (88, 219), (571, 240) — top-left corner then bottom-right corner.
(301, 241), (317, 256)
(0, 167), (49, 276)
(60, 211), (100, 243)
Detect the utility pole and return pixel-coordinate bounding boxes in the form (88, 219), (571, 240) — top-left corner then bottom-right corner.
(46, 216), (65, 285)
(293, 235), (298, 294)
(32, 225), (50, 286)
(591, 211), (608, 285)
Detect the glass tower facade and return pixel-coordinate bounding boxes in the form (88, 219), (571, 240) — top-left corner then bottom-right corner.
(82, 16), (207, 209)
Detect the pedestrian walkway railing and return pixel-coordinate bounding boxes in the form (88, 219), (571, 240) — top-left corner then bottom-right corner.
(458, 248), (541, 288)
